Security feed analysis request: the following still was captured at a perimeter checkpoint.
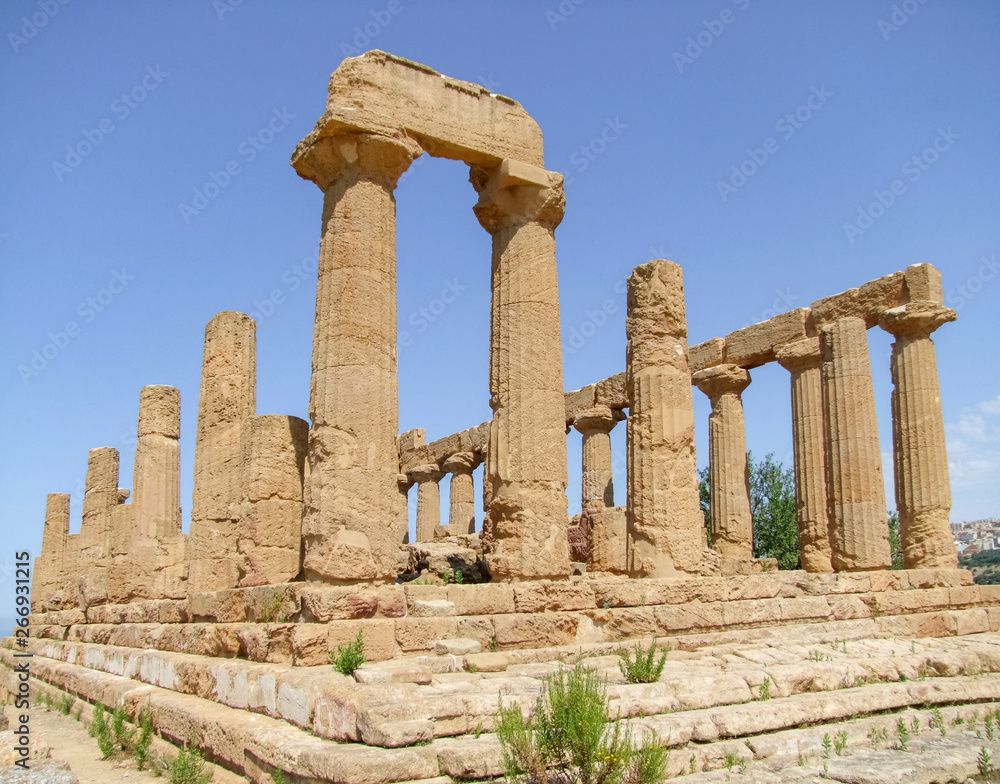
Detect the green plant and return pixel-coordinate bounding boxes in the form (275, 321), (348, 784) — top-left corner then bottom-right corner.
(495, 660), (667, 784)
(690, 753), (697, 774)
(822, 733), (832, 758)
(329, 629), (366, 676)
(757, 677), (771, 701)
(468, 662), (478, 673)
(112, 705), (137, 753)
(871, 600), (882, 618)
(896, 717), (909, 751)
(474, 721), (484, 739)
(73, 703), (83, 721)
(170, 739), (212, 784)
(797, 753), (805, 767)
(59, 693), (73, 715)
(257, 594), (285, 624)
(834, 730), (847, 756)
(271, 770), (287, 784)
(910, 716), (920, 734)
(44, 693), (52, 711)
(89, 703), (115, 759)
(488, 637), (499, 653)
(820, 761), (829, 779)
(979, 746), (994, 775)
(134, 709), (155, 770)
(929, 707), (946, 737)
(618, 639), (668, 684)
(987, 713), (995, 741)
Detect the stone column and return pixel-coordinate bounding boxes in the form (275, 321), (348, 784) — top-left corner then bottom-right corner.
(133, 385), (182, 539)
(78, 447), (121, 607)
(879, 301), (957, 569)
(693, 364), (753, 560)
(443, 452), (477, 535)
(472, 159), (571, 580)
(776, 337), (833, 573)
(34, 493), (70, 612)
(296, 132), (421, 583)
(625, 260), (714, 577)
(572, 406), (624, 511)
(237, 415), (309, 585)
(410, 464), (444, 543)
(820, 316), (891, 571)
(189, 311), (256, 593)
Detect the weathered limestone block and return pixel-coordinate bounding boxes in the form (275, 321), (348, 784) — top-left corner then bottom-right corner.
(723, 309), (811, 369)
(626, 260), (715, 576)
(693, 364), (753, 559)
(237, 415), (309, 586)
(777, 337), (833, 572)
(810, 271), (906, 328)
(903, 262), (944, 304)
(189, 311), (256, 594)
(689, 337), (725, 373)
(572, 406), (624, 511)
(473, 159), (571, 581)
(564, 385), (596, 425)
(299, 132), (421, 583)
(409, 464), (444, 543)
(133, 385), (181, 540)
(78, 447), (123, 607)
(588, 507), (627, 573)
(594, 372), (627, 410)
(443, 452), (477, 535)
(33, 493), (70, 612)
(820, 317), (891, 571)
(879, 301), (957, 569)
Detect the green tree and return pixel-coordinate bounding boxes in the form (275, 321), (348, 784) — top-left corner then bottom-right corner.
(887, 510), (904, 570)
(747, 451), (799, 570)
(698, 466), (712, 546)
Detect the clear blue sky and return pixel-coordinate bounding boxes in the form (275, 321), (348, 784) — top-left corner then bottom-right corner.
(2, 1), (998, 633)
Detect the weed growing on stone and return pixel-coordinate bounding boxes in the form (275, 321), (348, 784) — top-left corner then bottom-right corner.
(822, 733), (832, 758)
(44, 693), (52, 711)
(272, 770), (287, 784)
(724, 751), (743, 772)
(979, 746), (994, 775)
(690, 753), (697, 774)
(896, 717), (909, 751)
(757, 677), (771, 701)
(929, 707), (946, 737)
(170, 739), (212, 784)
(73, 703), (83, 721)
(618, 639), (668, 684)
(112, 705), (137, 753)
(911, 716), (920, 734)
(495, 660), (668, 784)
(330, 629), (366, 676)
(134, 709), (155, 770)
(833, 730), (848, 756)
(258, 594), (286, 624)
(867, 725), (888, 749)
(89, 704), (116, 759)
(474, 721), (484, 739)
(58, 693), (73, 715)
(987, 713), (996, 741)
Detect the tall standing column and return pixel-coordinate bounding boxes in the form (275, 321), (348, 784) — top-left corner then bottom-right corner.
(189, 311), (256, 593)
(626, 260), (714, 577)
(78, 447), (121, 607)
(133, 385), (182, 539)
(33, 493), (70, 612)
(572, 406), (624, 511)
(693, 364), (753, 559)
(443, 452), (477, 535)
(410, 464), (444, 542)
(472, 159), (571, 580)
(294, 132), (421, 582)
(776, 337), (833, 572)
(879, 302), (957, 569)
(820, 316), (891, 571)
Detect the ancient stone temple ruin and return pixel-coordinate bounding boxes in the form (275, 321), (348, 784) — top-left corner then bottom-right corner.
(6, 52), (1000, 783)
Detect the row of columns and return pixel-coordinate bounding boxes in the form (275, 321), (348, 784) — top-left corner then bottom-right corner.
(407, 451), (482, 542)
(690, 303), (956, 572)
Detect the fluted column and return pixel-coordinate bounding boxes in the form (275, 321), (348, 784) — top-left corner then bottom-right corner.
(572, 406), (624, 511)
(626, 260), (714, 576)
(33, 493), (70, 612)
(133, 385), (182, 539)
(410, 464), (444, 543)
(693, 364), (752, 559)
(879, 301), (957, 569)
(78, 447), (121, 606)
(472, 159), (571, 580)
(777, 337), (833, 573)
(443, 452), (477, 534)
(820, 316), (891, 571)
(189, 311), (256, 593)
(295, 132), (421, 582)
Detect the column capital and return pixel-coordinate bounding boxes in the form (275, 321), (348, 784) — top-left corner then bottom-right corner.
(572, 405), (625, 435)
(409, 463), (444, 484)
(692, 363), (750, 400)
(442, 451), (478, 475)
(472, 159), (565, 233)
(293, 132), (422, 192)
(776, 336), (822, 373)
(879, 301), (956, 340)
